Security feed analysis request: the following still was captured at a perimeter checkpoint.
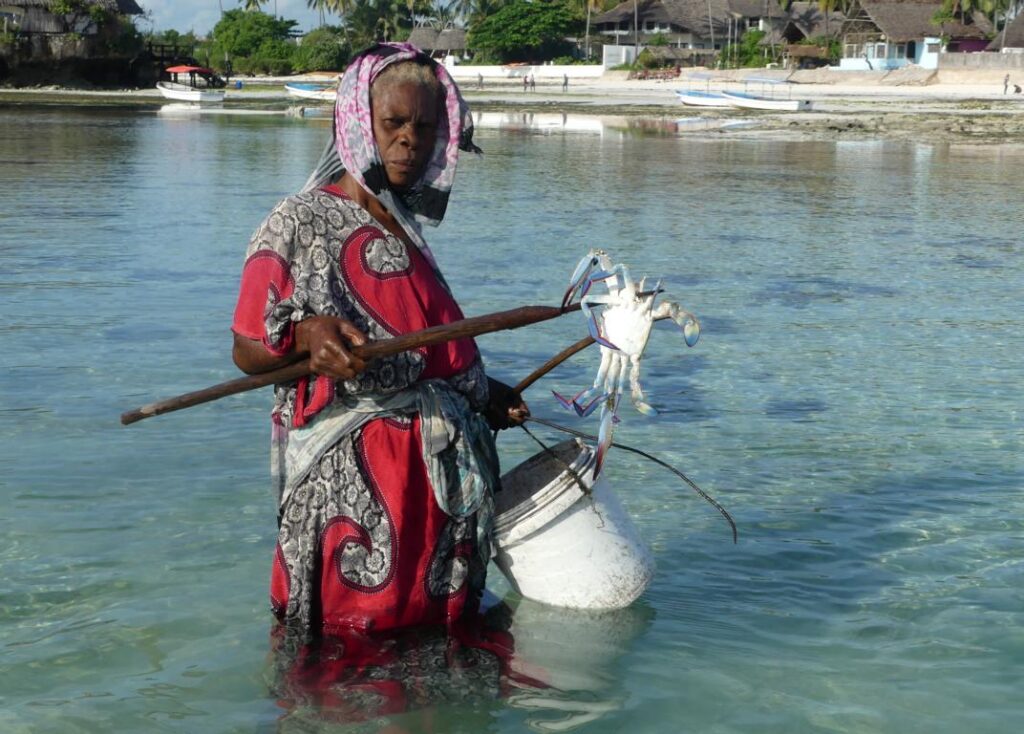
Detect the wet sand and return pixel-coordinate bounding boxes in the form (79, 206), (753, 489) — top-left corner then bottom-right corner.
(4, 72), (1024, 143)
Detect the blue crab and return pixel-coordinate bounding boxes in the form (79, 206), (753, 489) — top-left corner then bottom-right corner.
(555, 250), (700, 474)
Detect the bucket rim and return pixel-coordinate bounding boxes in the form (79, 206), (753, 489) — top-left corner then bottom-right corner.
(492, 439), (596, 546)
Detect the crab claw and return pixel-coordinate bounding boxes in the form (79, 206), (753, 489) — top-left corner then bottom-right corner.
(654, 301), (701, 347)
(562, 250), (617, 309)
(562, 253), (601, 309)
(681, 315), (700, 347)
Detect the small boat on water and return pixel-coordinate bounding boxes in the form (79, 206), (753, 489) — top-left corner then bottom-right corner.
(676, 89), (733, 108)
(285, 82), (337, 102)
(721, 90), (811, 112)
(156, 65), (226, 103)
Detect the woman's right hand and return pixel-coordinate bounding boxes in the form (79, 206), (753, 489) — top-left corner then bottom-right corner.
(295, 315), (368, 380)
(232, 316), (369, 378)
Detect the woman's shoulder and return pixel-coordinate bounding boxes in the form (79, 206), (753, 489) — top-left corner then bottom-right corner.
(263, 187), (366, 221)
(249, 188), (371, 252)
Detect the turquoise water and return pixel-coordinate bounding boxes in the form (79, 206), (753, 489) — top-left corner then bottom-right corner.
(1, 106), (1022, 733)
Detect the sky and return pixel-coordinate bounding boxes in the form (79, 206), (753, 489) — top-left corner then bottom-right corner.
(136, 1), (331, 36)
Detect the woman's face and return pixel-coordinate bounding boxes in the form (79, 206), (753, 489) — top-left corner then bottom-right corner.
(371, 81), (439, 192)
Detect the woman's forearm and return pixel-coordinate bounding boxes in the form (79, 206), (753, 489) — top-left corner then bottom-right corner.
(232, 316), (368, 379)
(232, 332), (304, 375)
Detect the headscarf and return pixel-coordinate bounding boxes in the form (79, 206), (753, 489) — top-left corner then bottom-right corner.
(302, 43), (479, 254)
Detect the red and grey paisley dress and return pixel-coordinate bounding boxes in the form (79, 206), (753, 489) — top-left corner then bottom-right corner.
(233, 185), (494, 636)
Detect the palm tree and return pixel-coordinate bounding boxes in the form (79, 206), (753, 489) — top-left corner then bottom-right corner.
(372, 0), (406, 40)
(582, 0), (601, 60)
(453, 0), (504, 27)
(308, 0), (353, 43)
(307, 0), (328, 26)
(429, 1), (457, 30)
(242, 0), (266, 11)
(818, 0), (836, 41)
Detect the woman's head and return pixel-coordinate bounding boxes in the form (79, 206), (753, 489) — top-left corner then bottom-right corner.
(319, 43), (480, 232)
(369, 61), (443, 192)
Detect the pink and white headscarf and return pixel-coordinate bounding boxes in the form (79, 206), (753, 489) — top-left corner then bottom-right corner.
(332, 43), (479, 231)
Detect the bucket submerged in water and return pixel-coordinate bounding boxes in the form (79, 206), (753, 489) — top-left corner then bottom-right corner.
(491, 439), (654, 610)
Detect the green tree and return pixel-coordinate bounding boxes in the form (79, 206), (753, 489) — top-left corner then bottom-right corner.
(449, 0), (509, 27)
(51, 0), (109, 33)
(346, 0), (427, 46)
(468, 0), (582, 62)
(721, 29), (772, 68)
(212, 9), (297, 71)
(292, 25), (350, 71)
(242, 0), (268, 11)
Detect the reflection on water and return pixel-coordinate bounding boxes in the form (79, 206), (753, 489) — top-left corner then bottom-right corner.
(268, 596), (651, 732)
(470, 111), (754, 138)
(473, 111), (606, 135)
(503, 599), (653, 733)
(270, 619), (511, 730)
(157, 103), (288, 118)
(278, 107), (755, 137)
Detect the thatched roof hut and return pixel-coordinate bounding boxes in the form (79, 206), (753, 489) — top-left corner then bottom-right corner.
(987, 13), (1024, 51)
(786, 2), (845, 40)
(845, 0), (992, 44)
(594, 0), (829, 47)
(2, 0), (143, 34)
(407, 27), (467, 54)
(594, 0), (730, 41)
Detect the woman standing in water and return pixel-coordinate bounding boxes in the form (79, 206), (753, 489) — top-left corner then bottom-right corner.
(231, 44), (527, 638)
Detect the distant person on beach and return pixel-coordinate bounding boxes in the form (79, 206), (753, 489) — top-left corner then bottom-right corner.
(523, 75), (528, 92)
(231, 43), (527, 639)
(1005, 74), (1010, 94)
(477, 72), (483, 90)
(562, 74), (568, 92)
(529, 74), (536, 92)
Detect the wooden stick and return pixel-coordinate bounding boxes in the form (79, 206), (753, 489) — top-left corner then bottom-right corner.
(121, 303), (580, 426)
(511, 311), (675, 396)
(513, 335), (594, 394)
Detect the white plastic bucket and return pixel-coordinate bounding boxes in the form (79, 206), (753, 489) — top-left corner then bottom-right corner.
(491, 439), (654, 609)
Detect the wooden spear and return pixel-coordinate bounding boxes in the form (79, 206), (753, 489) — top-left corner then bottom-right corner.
(121, 303), (582, 426)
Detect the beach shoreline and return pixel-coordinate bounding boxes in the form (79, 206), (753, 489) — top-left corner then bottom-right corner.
(4, 71), (1024, 143)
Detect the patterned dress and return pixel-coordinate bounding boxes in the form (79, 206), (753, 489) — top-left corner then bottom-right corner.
(233, 185), (494, 636)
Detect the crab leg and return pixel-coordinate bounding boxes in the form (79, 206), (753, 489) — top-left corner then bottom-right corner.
(629, 353), (657, 416)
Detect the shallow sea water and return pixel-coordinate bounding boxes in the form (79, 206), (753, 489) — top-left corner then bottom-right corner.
(1, 106), (1022, 733)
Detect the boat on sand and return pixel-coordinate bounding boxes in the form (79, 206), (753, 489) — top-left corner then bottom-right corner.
(676, 89), (733, 108)
(156, 66), (225, 103)
(285, 82), (337, 102)
(721, 90), (811, 111)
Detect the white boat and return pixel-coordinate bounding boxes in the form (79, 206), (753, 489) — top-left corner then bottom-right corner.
(676, 89), (733, 108)
(721, 90), (811, 111)
(156, 82), (225, 103)
(285, 82), (336, 102)
(156, 66), (226, 103)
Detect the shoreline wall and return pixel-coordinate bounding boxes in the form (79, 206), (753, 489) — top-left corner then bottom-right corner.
(938, 52), (1024, 71)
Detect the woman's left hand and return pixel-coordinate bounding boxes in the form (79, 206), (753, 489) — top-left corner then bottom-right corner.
(484, 377), (530, 431)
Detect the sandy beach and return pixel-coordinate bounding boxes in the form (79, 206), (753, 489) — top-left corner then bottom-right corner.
(4, 69), (1024, 143)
